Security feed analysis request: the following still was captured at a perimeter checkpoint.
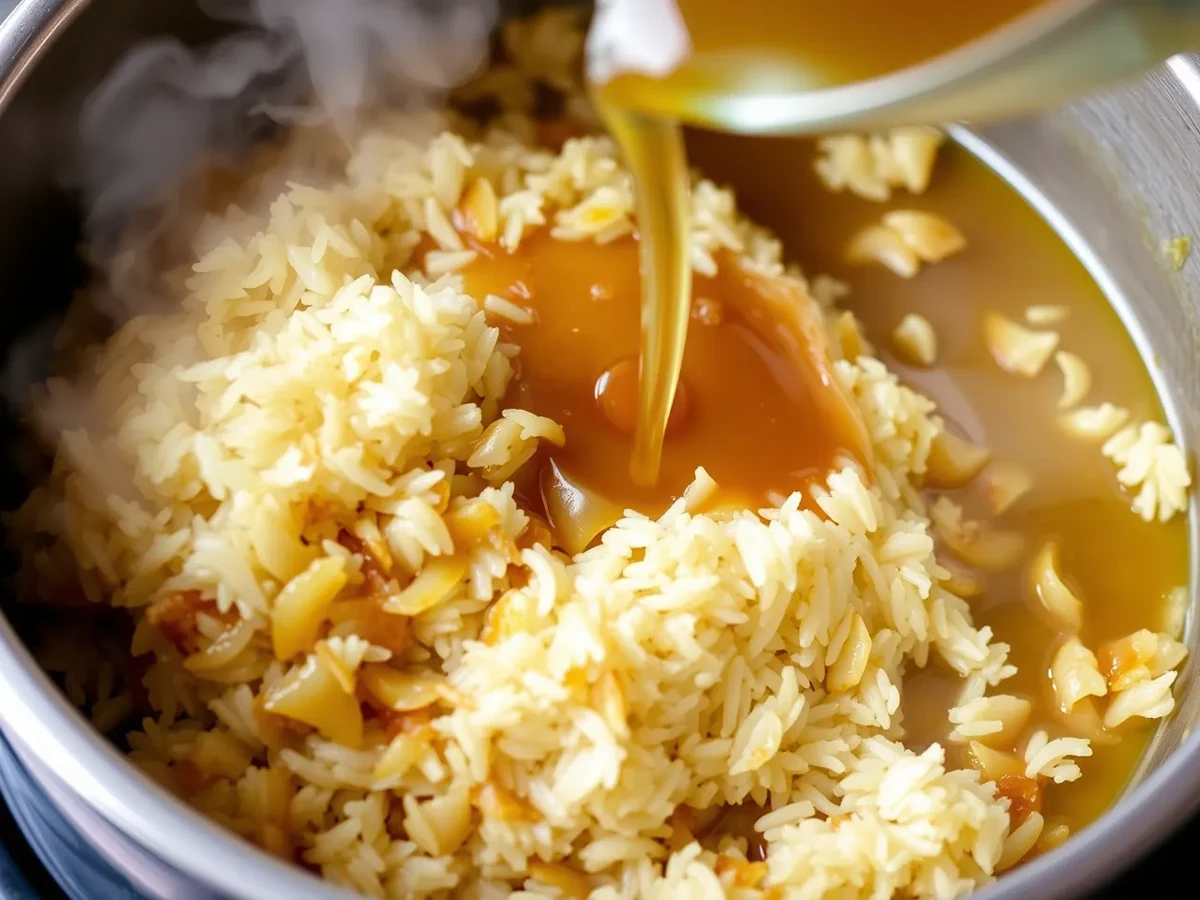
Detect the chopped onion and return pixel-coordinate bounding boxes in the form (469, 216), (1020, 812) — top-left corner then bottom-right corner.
(360, 664), (447, 711)
(1029, 541), (1083, 634)
(540, 460), (622, 555)
(271, 556), (347, 661)
(984, 313), (1059, 377)
(926, 431), (991, 489)
(1054, 351), (1091, 410)
(385, 555), (469, 616)
(264, 653), (363, 748)
(983, 461), (1033, 515)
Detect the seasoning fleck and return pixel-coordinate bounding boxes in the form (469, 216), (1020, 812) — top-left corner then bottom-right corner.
(1163, 236), (1191, 271)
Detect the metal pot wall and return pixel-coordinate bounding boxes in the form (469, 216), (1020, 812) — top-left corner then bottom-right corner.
(0, 1), (1197, 898)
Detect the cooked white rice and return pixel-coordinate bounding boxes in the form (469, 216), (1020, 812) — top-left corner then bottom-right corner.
(9, 10), (1191, 900)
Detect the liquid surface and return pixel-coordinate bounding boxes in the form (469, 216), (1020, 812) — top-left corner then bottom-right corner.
(594, 104), (692, 485)
(590, 0), (1048, 485)
(594, 0), (1050, 120)
(688, 130), (1188, 836)
(578, 0), (1184, 855)
(462, 232), (869, 552)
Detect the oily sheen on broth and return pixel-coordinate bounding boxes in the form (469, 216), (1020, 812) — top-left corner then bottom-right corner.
(686, 129), (1188, 838)
(461, 232), (869, 553)
(584, 0), (1183, 854)
(590, 0), (1051, 490)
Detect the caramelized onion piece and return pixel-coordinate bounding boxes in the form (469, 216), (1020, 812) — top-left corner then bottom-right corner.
(528, 862), (593, 899)
(881, 210), (966, 262)
(145, 590), (215, 656)
(994, 774), (1042, 828)
(482, 590), (534, 646)
(967, 741), (1025, 780)
(1025, 304), (1069, 326)
(540, 460), (623, 556)
(1050, 637), (1107, 713)
(983, 461), (1033, 516)
(972, 695), (1032, 748)
(932, 500), (1024, 572)
(956, 530), (1026, 572)
(326, 598), (410, 656)
(1054, 351), (1091, 410)
(315, 640), (356, 694)
(892, 313), (938, 367)
(264, 652), (363, 748)
(444, 499), (502, 551)
(940, 560), (985, 599)
(476, 779), (539, 822)
(714, 856), (768, 889)
(403, 782), (472, 856)
(845, 224), (920, 278)
(469, 420), (535, 481)
(1051, 696), (1118, 745)
(1096, 629), (1186, 692)
(1029, 541), (1083, 634)
(272, 556), (348, 661)
(926, 431), (991, 489)
(373, 728), (433, 782)
(385, 555), (469, 616)
(360, 664), (447, 712)
(984, 313), (1059, 377)
(1097, 630), (1158, 692)
(681, 467), (719, 514)
(251, 498), (317, 582)
(1059, 403), (1130, 442)
(458, 177), (499, 243)
(890, 127), (944, 193)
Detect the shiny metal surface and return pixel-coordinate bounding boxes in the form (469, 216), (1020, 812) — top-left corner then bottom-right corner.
(0, 2), (1198, 899)
(655, 0), (1200, 135)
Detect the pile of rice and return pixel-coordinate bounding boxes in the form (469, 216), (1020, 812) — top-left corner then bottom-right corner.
(9, 11), (1190, 900)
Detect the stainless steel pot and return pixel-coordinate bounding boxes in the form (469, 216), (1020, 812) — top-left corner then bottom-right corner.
(0, 1), (1197, 898)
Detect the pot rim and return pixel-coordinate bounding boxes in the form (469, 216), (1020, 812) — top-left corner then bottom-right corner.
(951, 114), (1200, 898)
(0, 614), (353, 898)
(606, 0), (1120, 133)
(1, 2), (1199, 900)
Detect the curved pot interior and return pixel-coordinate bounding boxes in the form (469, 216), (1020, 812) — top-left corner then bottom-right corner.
(0, 2), (1197, 899)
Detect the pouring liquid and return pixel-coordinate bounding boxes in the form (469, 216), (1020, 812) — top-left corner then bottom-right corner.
(577, 0), (1184, 851)
(594, 102), (692, 485)
(588, 0), (1049, 483)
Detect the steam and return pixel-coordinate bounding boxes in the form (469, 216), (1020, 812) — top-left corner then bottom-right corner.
(3, 0), (502, 481)
(76, 0), (499, 257)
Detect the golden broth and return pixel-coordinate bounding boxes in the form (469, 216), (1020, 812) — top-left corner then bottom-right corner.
(591, 0), (1050, 489)
(596, 0), (1050, 117)
(460, 231), (869, 552)
(687, 129), (1188, 835)
(593, 105), (693, 486)
(457, 116), (1187, 840)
